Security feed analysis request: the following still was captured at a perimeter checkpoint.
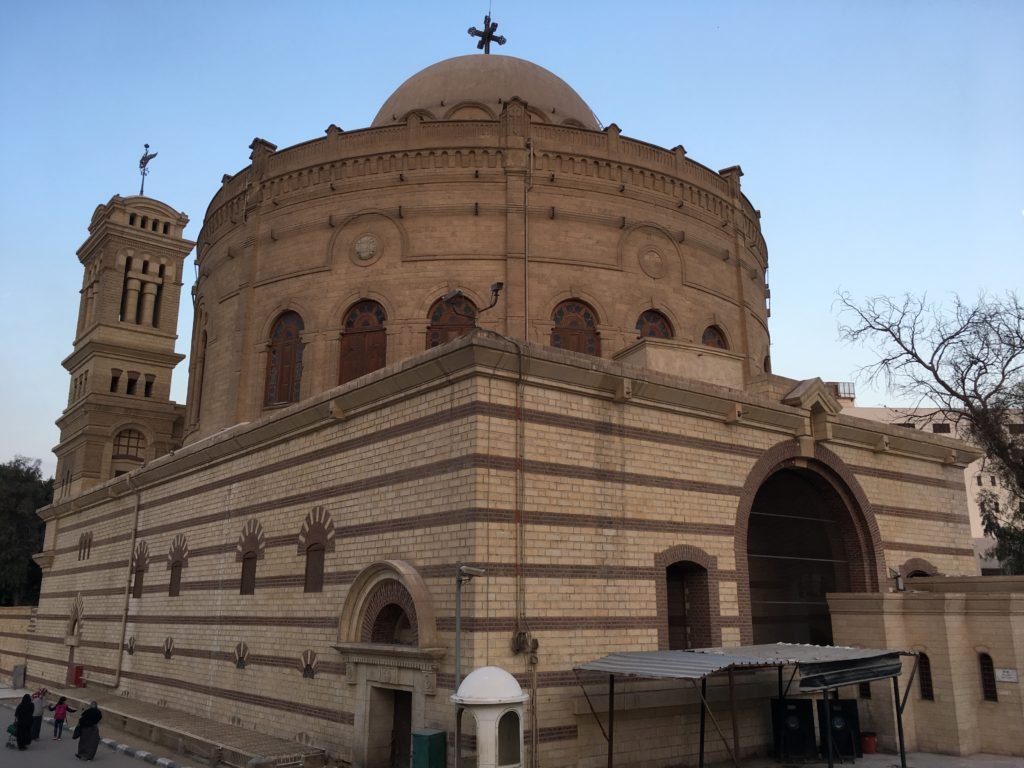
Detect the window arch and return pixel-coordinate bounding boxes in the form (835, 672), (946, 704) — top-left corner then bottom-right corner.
(551, 300), (601, 356)
(167, 534), (188, 598)
(426, 295), (477, 349)
(236, 520), (265, 596)
(298, 506), (335, 594)
(979, 653), (998, 701)
(918, 652), (934, 700)
(113, 428), (146, 461)
(131, 541), (149, 599)
(264, 311), (305, 406)
(701, 325), (728, 350)
(340, 300), (387, 384)
(665, 560), (712, 649)
(635, 309), (673, 339)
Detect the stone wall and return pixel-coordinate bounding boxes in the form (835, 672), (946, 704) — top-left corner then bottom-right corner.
(30, 335), (982, 766)
(0, 606), (32, 686)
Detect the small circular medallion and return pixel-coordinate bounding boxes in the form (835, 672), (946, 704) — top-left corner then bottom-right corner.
(639, 250), (666, 279)
(353, 234), (379, 263)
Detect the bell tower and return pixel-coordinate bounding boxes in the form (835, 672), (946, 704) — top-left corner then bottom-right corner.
(54, 195), (195, 500)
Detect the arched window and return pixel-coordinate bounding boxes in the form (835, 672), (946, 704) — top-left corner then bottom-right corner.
(131, 541), (149, 599)
(113, 428), (146, 461)
(979, 653), (998, 701)
(497, 711), (521, 766)
(747, 469), (854, 644)
(340, 300), (387, 384)
(372, 603), (415, 645)
(426, 295), (477, 349)
(665, 560), (711, 649)
(635, 309), (673, 339)
(918, 653), (934, 700)
(304, 542), (325, 593)
(240, 552), (258, 595)
(551, 300), (600, 356)
(264, 311), (305, 406)
(167, 533), (188, 598)
(701, 325), (728, 350)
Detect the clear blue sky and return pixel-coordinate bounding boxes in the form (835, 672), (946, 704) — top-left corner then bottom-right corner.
(2, 1), (1021, 477)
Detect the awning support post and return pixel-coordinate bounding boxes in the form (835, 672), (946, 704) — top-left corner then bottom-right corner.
(892, 676), (907, 768)
(728, 668), (740, 762)
(607, 674), (615, 768)
(824, 689), (834, 768)
(690, 678), (739, 768)
(776, 666), (784, 763)
(698, 678), (707, 768)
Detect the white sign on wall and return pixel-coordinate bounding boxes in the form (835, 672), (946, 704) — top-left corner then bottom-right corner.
(995, 668), (1018, 683)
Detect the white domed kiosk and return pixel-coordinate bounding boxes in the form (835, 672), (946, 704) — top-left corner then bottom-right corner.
(451, 666), (529, 768)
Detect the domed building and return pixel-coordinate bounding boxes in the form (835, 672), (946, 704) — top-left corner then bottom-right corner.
(14, 44), (1020, 768)
(183, 53), (768, 441)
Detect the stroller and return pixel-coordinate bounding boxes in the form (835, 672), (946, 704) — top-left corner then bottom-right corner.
(5, 720), (16, 749)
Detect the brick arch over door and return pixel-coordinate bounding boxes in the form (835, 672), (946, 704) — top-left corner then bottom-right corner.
(733, 439), (885, 644)
(654, 544), (721, 650)
(337, 560), (439, 648)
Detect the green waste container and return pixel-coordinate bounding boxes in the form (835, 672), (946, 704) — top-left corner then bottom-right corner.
(412, 728), (446, 768)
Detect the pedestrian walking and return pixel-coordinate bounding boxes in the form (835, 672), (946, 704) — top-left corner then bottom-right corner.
(30, 688), (47, 740)
(74, 700), (103, 761)
(49, 695), (76, 740)
(13, 694), (33, 750)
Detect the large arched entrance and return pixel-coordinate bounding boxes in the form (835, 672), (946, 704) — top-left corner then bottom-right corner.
(737, 441), (884, 645)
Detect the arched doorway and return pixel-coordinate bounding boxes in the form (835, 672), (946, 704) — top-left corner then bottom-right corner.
(738, 442), (883, 645)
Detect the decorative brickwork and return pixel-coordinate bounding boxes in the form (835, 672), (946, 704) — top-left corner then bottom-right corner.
(297, 506), (335, 553)
(360, 580), (419, 646)
(900, 557), (940, 578)
(235, 520), (266, 561)
(167, 533), (189, 568)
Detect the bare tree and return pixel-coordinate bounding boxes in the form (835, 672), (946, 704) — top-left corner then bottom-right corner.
(837, 292), (1024, 573)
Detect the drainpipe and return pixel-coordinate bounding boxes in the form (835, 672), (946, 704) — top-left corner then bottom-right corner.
(113, 474), (141, 689)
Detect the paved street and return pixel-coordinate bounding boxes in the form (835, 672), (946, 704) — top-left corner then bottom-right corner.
(0, 728), (185, 768)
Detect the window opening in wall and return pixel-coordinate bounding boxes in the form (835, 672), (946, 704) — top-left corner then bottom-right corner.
(551, 300), (601, 356)
(240, 552), (257, 595)
(665, 560), (711, 650)
(340, 300), (387, 384)
(701, 325), (728, 349)
(990, 476), (997, 486)
(497, 711), (521, 766)
(976, 476), (983, 486)
(931, 423), (951, 434)
(858, 682), (871, 699)
(304, 543), (325, 593)
(132, 566), (145, 598)
(169, 561), (182, 597)
(110, 369), (122, 393)
(302, 663), (315, 679)
(151, 219), (158, 232)
(126, 372), (139, 395)
(144, 375), (155, 398)
(979, 653), (998, 701)
(264, 311), (305, 406)
(895, 422), (916, 429)
(371, 604), (415, 645)
(635, 309), (673, 339)
(162, 222), (169, 235)
(918, 653), (934, 700)
(129, 214), (137, 226)
(1008, 423), (1024, 435)
(141, 217), (148, 229)
(113, 428), (146, 460)
(426, 295), (477, 349)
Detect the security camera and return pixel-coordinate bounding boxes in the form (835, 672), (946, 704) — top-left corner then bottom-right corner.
(458, 565), (486, 578)
(490, 282), (504, 294)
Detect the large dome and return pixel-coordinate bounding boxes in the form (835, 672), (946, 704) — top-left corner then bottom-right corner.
(372, 54), (600, 130)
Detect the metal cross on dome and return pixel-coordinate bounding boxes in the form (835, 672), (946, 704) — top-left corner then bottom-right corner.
(468, 14), (506, 54)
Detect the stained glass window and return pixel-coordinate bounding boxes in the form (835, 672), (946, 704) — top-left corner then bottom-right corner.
(340, 301), (387, 384)
(636, 310), (673, 339)
(426, 296), (477, 349)
(264, 311), (305, 406)
(701, 325), (728, 350)
(551, 300), (601, 356)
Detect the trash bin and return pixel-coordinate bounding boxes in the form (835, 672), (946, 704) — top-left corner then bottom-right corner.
(861, 732), (877, 754)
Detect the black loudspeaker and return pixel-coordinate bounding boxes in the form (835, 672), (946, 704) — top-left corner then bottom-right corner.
(771, 698), (817, 760)
(816, 698), (862, 759)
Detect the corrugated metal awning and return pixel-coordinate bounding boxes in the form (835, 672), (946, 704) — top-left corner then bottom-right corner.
(576, 643), (910, 688)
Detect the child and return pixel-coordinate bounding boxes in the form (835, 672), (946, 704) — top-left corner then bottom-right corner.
(48, 696), (75, 740)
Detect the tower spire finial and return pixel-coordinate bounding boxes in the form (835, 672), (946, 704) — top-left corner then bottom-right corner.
(139, 143), (158, 196)
(467, 14), (506, 54)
